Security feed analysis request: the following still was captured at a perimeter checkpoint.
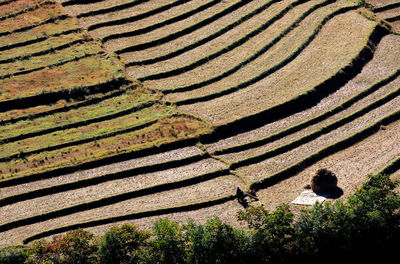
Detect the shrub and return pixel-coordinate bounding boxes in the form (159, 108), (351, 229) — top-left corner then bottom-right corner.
(0, 246), (29, 264)
(26, 229), (98, 264)
(294, 173), (400, 263)
(146, 218), (186, 264)
(184, 217), (250, 264)
(237, 205), (295, 264)
(97, 223), (150, 264)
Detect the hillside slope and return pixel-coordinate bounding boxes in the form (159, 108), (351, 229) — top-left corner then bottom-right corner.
(0, 0), (399, 247)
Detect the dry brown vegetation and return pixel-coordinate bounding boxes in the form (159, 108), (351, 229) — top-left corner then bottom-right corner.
(1, 0), (400, 248)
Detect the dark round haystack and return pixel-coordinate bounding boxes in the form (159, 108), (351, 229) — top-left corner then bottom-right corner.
(310, 168), (338, 193)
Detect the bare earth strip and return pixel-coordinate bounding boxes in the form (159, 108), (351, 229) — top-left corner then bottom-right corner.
(102, 0), (238, 53)
(218, 76), (400, 163)
(77, 0), (180, 29)
(123, 0), (287, 73)
(0, 146), (204, 198)
(257, 117), (400, 212)
(86, 200), (244, 236)
(0, 175), (242, 247)
(204, 34), (400, 153)
(0, 158), (226, 222)
(234, 95), (400, 183)
(93, 0), (210, 42)
(142, 0), (310, 90)
(63, 0), (162, 18)
(178, 11), (377, 126)
(162, 1), (349, 102)
(366, 0), (399, 8)
(377, 6), (400, 18)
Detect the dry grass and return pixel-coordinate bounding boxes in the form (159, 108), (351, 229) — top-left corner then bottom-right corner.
(0, 158), (226, 223)
(204, 34), (400, 153)
(0, 116), (211, 179)
(0, 41), (103, 77)
(0, 0), (47, 18)
(391, 19), (400, 31)
(0, 31), (88, 63)
(63, 0), (147, 17)
(121, 0), (270, 65)
(0, 17), (80, 48)
(0, 88), (158, 140)
(0, 104), (174, 159)
(0, 54), (124, 102)
(0, 175), (241, 247)
(86, 200), (245, 236)
(234, 84), (400, 185)
(0, 146), (205, 198)
(0, 88), (128, 125)
(0, 3), (65, 34)
(125, 0), (294, 79)
(366, 0), (399, 8)
(141, 0), (301, 89)
(377, 6), (400, 18)
(256, 117), (400, 212)
(0, 200), (243, 248)
(94, 0), (209, 43)
(77, 0), (178, 29)
(163, 0), (343, 102)
(178, 10), (377, 126)
(219, 75), (400, 163)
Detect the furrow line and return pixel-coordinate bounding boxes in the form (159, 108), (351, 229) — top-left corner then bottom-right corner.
(0, 115), (161, 163)
(378, 156), (400, 175)
(0, 38), (88, 65)
(173, 5), (359, 105)
(0, 0), (52, 21)
(229, 83), (400, 169)
(196, 16), (387, 141)
(87, 0), (190, 30)
(140, 0), (327, 86)
(0, 27), (82, 52)
(0, 0), (17, 7)
(0, 137), (200, 188)
(374, 1), (400, 12)
(0, 168), (228, 232)
(0, 89), (126, 126)
(0, 14), (70, 38)
(214, 68), (400, 155)
(22, 194), (235, 244)
(0, 77), (128, 113)
(126, 0), (279, 66)
(61, 0), (104, 7)
(125, 0), (304, 64)
(0, 101), (156, 145)
(0, 152), (210, 207)
(102, 0), (219, 43)
(77, 0), (149, 18)
(249, 108), (400, 191)
(0, 52), (101, 80)
(387, 14), (400, 21)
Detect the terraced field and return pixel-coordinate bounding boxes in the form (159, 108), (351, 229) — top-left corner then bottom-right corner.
(1, 0), (400, 247)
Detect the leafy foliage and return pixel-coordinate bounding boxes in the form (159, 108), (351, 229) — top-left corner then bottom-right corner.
(26, 229), (98, 264)
(97, 223), (150, 264)
(7, 174), (400, 264)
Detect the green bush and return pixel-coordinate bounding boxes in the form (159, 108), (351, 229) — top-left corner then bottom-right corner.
(294, 173), (400, 263)
(26, 229), (98, 264)
(146, 218), (186, 264)
(97, 223), (150, 264)
(237, 205), (295, 263)
(184, 217), (250, 264)
(0, 246), (29, 264)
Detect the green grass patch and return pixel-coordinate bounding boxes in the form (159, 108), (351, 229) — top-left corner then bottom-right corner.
(0, 116), (211, 179)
